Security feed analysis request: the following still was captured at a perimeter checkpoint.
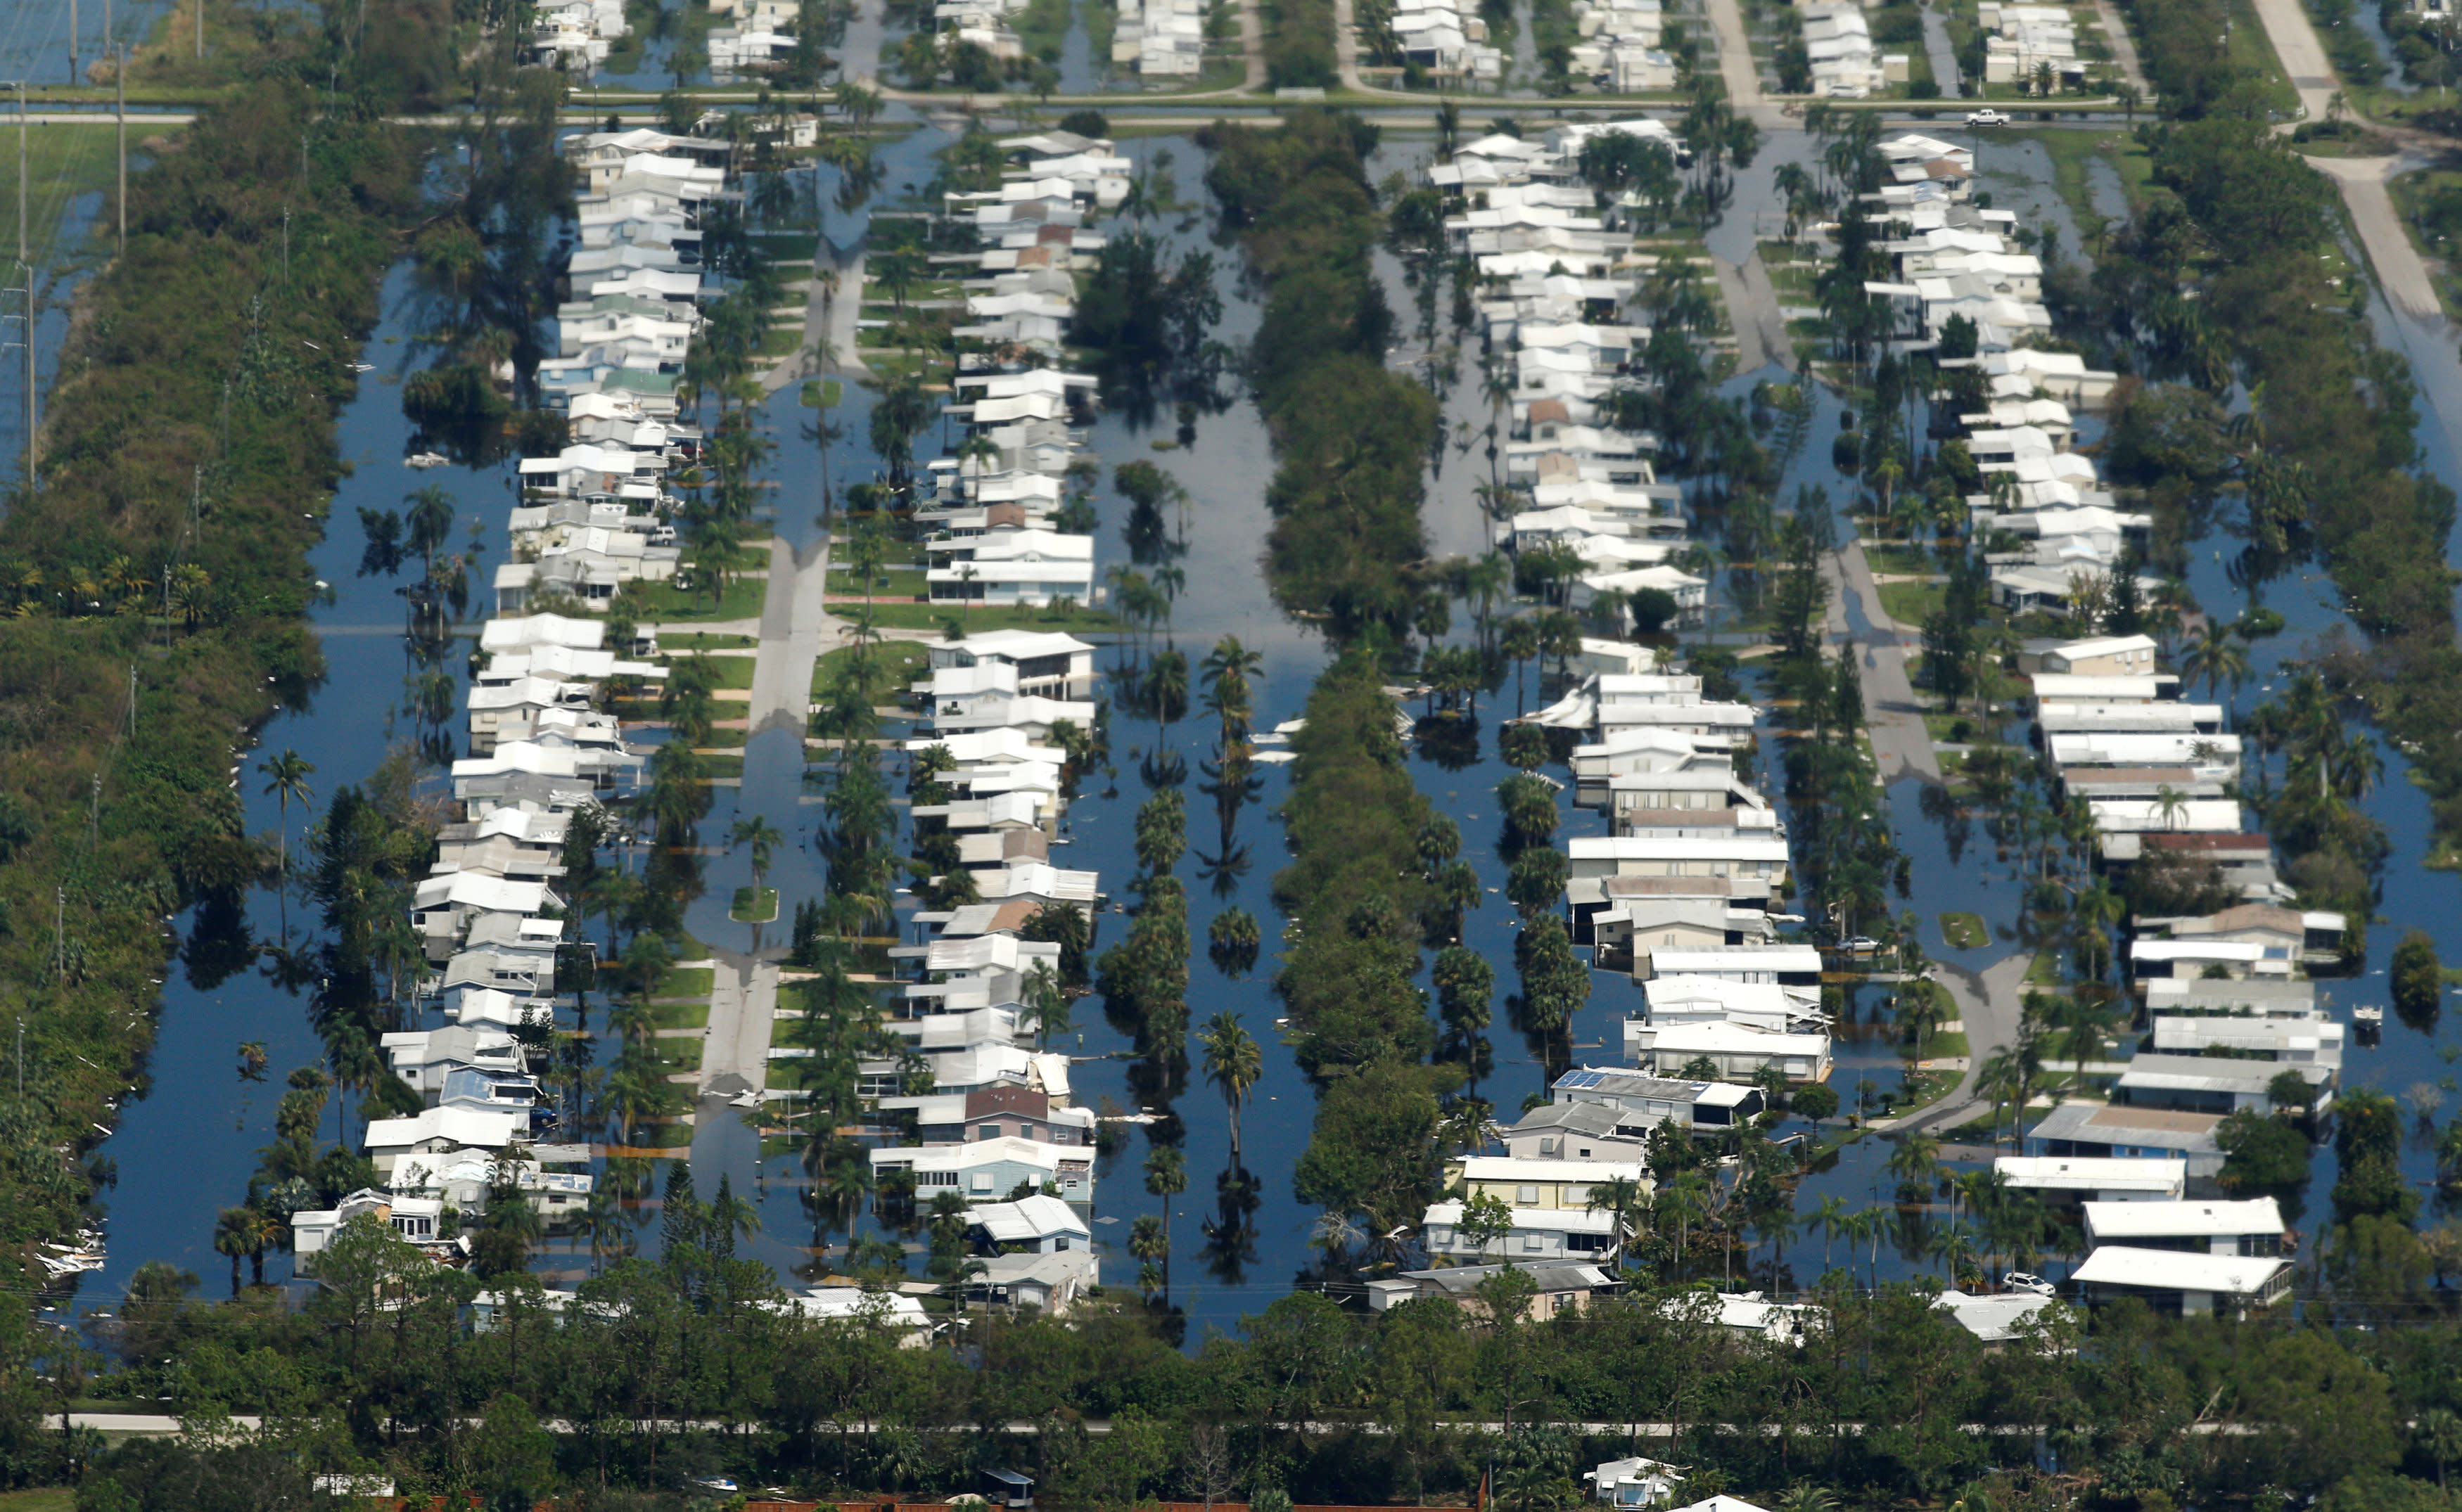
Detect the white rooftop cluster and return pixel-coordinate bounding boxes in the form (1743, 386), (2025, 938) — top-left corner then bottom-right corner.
(1567, 0), (1676, 91)
(530, 0), (629, 68)
(905, 132), (1135, 614)
(1379, 0), (1505, 82)
(297, 120), (798, 1269)
(1979, 1), (2085, 89)
(708, 0), (807, 72)
(1799, 1), (1896, 98)
(1115, 0), (1209, 75)
(938, 0), (1035, 60)
(1429, 123), (1712, 628)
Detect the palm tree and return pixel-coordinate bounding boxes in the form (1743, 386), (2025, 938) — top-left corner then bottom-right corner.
(2420, 1407), (2462, 1492)
(212, 1207), (255, 1297)
(2152, 783), (2188, 833)
(2178, 617), (2250, 705)
(1200, 636), (1261, 747)
(1585, 1175), (1652, 1266)
(1811, 1193), (1850, 1274)
(1885, 1132), (1940, 1200)
(169, 563), (211, 629)
(258, 750), (314, 938)
(727, 813), (784, 892)
(1144, 1145), (1187, 1294)
(1128, 1214), (1168, 1300)
(1199, 1013), (1263, 1170)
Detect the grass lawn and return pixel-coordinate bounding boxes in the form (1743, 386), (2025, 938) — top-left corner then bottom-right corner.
(658, 966), (717, 1000)
(651, 997), (711, 1032)
(2025, 948), (2063, 986)
(1863, 544), (1944, 577)
(698, 752), (746, 781)
(1922, 712), (1990, 744)
(1939, 911), (1989, 949)
(669, 651), (756, 689)
(852, 600), (1121, 634)
(1877, 579), (1946, 627)
(0, 1492), (78, 1512)
(659, 632), (758, 651)
(815, 640), (931, 694)
(637, 577), (768, 622)
(731, 885), (780, 923)
(749, 231), (822, 264)
(1919, 1030), (1972, 1062)
(829, 568), (929, 600)
(655, 1041), (706, 1073)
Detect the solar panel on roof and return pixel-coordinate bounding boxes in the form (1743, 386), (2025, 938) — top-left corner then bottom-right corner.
(1556, 1070), (1605, 1089)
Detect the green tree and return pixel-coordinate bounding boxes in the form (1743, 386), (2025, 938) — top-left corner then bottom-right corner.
(2394, 929), (2443, 1032)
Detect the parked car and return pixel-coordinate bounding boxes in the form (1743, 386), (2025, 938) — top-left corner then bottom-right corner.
(2003, 1272), (2056, 1296)
(1844, 936), (1881, 955)
(1965, 108), (2010, 127)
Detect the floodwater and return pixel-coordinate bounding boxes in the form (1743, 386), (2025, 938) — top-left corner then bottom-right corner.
(60, 37), (2462, 1330)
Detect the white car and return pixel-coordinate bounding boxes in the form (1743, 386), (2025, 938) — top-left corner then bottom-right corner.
(1965, 108), (2009, 127)
(2003, 1271), (2055, 1296)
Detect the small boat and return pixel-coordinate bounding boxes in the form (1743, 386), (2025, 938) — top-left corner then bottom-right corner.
(404, 451), (449, 469)
(2353, 1004), (2383, 1024)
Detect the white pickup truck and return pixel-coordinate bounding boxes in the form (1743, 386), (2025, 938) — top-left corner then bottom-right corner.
(1964, 108), (2010, 127)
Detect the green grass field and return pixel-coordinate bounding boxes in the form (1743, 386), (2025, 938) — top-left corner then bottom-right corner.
(635, 577), (768, 622)
(731, 885), (780, 923)
(850, 600), (1120, 634)
(1877, 579), (1946, 627)
(814, 640), (931, 694)
(656, 966), (716, 1000)
(649, 997), (711, 1032)
(1939, 911), (1989, 949)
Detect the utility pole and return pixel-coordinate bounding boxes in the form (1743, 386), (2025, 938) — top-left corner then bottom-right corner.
(115, 49), (125, 255)
(198, 0), (205, 60)
(70, 0), (79, 86)
(8, 265), (28, 491)
(17, 82), (25, 265)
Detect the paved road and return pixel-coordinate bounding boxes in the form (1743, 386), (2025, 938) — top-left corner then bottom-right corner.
(1825, 539), (1941, 786)
(1702, 0), (1768, 111)
(1713, 252), (1792, 374)
(1882, 952), (2035, 1133)
(2247, 0), (2338, 122)
(2089, 0), (2150, 96)
(2312, 155), (2445, 319)
(701, 953), (780, 1102)
(2235, 0), (2452, 319)
(746, 535), (835, 739)
(1237, 0), (1267, 90)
